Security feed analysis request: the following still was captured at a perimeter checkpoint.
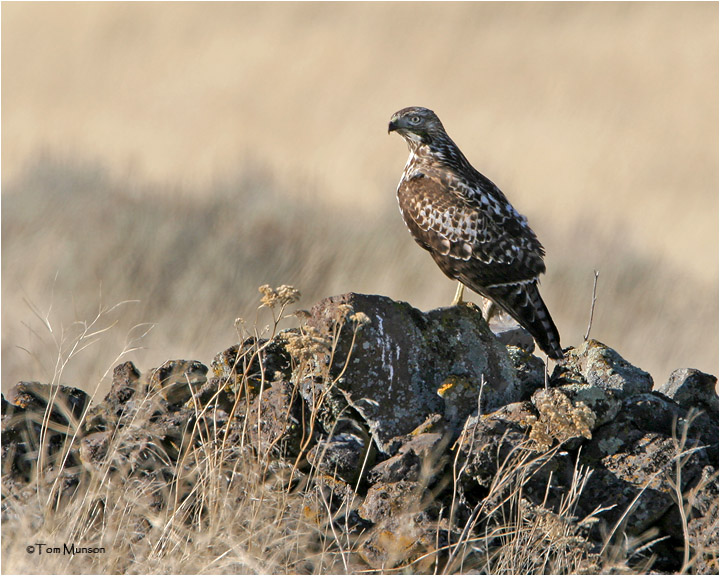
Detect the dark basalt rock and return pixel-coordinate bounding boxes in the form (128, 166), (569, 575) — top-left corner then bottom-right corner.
(579, 433), (709, 535)
(554, 338), (654, 397)
(2, 293), (717, 573)
(308, 425), (374, 485)
(658, 368), (718, 421)
(305, 293), (519, 454)
(247, 378), (309, 459)
(6, 381), (90, 424)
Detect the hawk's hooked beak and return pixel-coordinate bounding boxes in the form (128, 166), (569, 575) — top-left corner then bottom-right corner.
(388, 116), (400, 134)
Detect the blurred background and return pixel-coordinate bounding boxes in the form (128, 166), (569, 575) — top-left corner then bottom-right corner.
(2, 2), (717, 396)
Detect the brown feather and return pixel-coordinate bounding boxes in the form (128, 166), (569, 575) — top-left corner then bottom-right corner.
(390, 106), (563, 359)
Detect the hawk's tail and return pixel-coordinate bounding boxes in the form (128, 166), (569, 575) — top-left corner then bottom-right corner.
(484, 281), (564, 360)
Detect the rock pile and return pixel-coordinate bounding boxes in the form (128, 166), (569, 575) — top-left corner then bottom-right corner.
(2, 293), (718, 573)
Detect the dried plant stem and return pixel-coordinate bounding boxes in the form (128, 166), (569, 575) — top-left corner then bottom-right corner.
(584, 270), (600, 341)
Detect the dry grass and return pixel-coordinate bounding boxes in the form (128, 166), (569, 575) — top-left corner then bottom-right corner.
(2, 296), (715, 575)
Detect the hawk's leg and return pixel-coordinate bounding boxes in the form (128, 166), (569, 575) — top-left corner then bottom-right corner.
(481, 299), (501, 322)
(452, 282), (465, 306)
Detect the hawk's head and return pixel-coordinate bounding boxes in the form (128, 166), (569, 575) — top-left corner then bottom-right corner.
(388, 107), (447, 145)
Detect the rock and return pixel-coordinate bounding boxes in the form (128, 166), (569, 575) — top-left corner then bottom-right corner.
(305, 293), (518, 453)
(105, 361), (142, 414)
(580, 433), (707, 535)
(456, 401), (536, 489)
(493, 325), (536, 355)
(623, 392), (716, 456)
(368, 431), (450, 485)
(147, 360), (208, 406)
(5, 381), (90, 425)
(506, 345), (546, 399)
(359, 480), (435, 524)
(617, 393), (686, 438)
(79, 430), (112, 468)
(358, 517), (448, 571)
(211, 338), (292, 396)
(192, 376), (236, 412)
(584, 392), (718, 465)
(529, 388), (596, 450)
(358, 480), (446, 570)
(456, 400), (577, 514)
(301, 475), (368, 532)
(308, 419), (374, 484)
(1, 291), (717, 575)
(1, 394), (33, 481)
(658, 368), (718, 421)
(247, 379), (306, 459)
(684, 466), (719, 575)
(555, 339), (653, 397)
(2, 382), (89, 481)
(82, 362), (142, 432)
(548, 383), (620, 430)
(486, 303), (536, 355)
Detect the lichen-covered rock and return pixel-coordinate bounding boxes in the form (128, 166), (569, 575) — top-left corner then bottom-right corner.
(246, 379), (307, 459)
(492, 324), (537, 355)
(307, 420), (374, 484)
(357, 479), (447, 570)
(2, 292), (717, 575)
(305, 293), (518, 453)
(192, 376), (237, 412)
(78, 430), (112, 468)
(368, 430), (450, 485)
(358, 517), (448, 571)
(683, 466), (719, 574)
(147, 359), (208, 406)
(618, 393), (686, 437)
(506, 345), (546, 399)
(584, 391), (718, 464)
(550, 383), (620, 429)
(359, 480), (435, 524)
(105, 361), (142, 414)
(2, 382), (89, 481)
(301, 474), (366, 531)
(580, 433), (707, 535)
(211, 337), (292, 395)
(658, 368), (718, 421)
(555, 339), (653, 397)
(456, 401), (536, 488)
(5, 381), (90, 425)
(529, 388), (596, 450)
(456, 400), (577, 513)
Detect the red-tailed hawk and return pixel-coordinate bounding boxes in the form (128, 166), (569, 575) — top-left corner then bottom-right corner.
(389, 106), (563, 359)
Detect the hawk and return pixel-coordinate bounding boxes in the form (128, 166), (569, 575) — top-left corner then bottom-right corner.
(389, 106), (563, 359)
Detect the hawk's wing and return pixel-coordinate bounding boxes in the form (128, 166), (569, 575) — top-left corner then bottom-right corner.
(397, 171), (546, 288)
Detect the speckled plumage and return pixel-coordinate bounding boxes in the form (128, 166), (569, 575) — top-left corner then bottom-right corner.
(389, 106), (563, 359)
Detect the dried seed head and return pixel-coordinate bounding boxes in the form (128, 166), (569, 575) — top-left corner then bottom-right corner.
(277, 285), (301, 305)
(284, 326), (332, 363)
(334, 304), (354, 323)
(259, 284), (300, 308)
(350, 311), (371, 327)
(259, 284), (279, 308)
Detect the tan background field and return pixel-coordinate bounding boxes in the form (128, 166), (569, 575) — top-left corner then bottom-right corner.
(2, 2), (718, 396)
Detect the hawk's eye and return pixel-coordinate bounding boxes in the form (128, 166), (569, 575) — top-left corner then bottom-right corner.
(409, 115), (421, 125)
